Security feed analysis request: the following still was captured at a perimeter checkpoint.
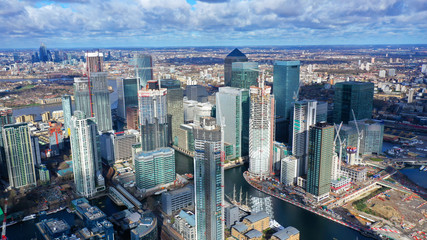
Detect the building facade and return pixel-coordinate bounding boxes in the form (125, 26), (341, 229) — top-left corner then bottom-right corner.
(134, 54), (153, 89)
(193, 117), (223, 240)
(224, 48), (248, 87)
(280, 156), (298, 186)
(117, 78), (138, 120)
(161, 185), (193, 215)
(231, 62), (259, 89)
(61, 95), (73, 137)
(160, 79), (184, 146)
(2, 123), (36, 188)
(0, 107), (13, 179)
(249, 83), (275, 178)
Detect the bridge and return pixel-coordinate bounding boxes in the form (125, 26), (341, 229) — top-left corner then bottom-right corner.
(391, 158), (427, 165)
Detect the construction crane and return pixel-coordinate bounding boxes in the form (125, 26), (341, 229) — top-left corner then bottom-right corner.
(333, 122), (346, 179)
(351, 109), (364, 164)
(2, 198), (8, 240)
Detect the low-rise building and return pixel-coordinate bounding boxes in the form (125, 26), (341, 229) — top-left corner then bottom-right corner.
(162, 185), (193, 215)
(271, 226), (300, 240)
(225, 205), (240, 229)
(330, 177), (351, 193)
(130, 212), (158, 240)
(341, 165), (367, 182)
(173, 210), (196, 240)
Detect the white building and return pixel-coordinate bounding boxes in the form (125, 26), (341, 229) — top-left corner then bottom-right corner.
(280, 156), (297, 186)
(173, 210), (196, 240)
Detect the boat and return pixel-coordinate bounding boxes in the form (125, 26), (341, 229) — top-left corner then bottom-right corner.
(22, 214), (36, 221)
(420, 165), (425, 171)
(225, 185), (252, 213)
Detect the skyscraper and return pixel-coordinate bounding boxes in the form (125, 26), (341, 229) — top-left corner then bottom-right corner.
(193, 117), (223, 240)
(138, 81), (168, 151)
(134, 54), (153, 89)
(216, 87), (250, 158)
(306, 122), (334, 202)
(292, 100), (317, 176)
(273, 61), (300, 143)
(74, 52), (112, 132)
(61, 95), (73, 137)
(160, 79), (184, 146)
(134, 147), (175, 190)
(224, 48), (248, 86)
(70, 111), (104, 197)
(249, 81), (275, 178)
(333, 81), (374, 124)
(117, 78), (138, 120)
(231, 62), (259, 89)
(39, 43), (49, 62)
(0, 107), (13, 178)
(48, 122), (64, 156)
(2, 123), (36, 188)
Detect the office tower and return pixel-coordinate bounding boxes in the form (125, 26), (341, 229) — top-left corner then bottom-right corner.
(134, 147), (175, 190)
(73, 52), (113, 132)
(273, 61), (300, 143)
(117, 78), (138, 120)
(114, 132), (138, 162)
(249, 81), (275, 178)
(231, 62), (259, 89)
(349, 119), (384, 155)
(280, 156), (297, 186)
(316, 101), (328, 122)
(31, 136), (41, 166)
(39, 43), (49, 62)
(186, 85), (208, 103)
(224, 48), (248, 86)
(100, 131), (115, 165)
(160, 79), (184, 146)
(306, 122), (334, 201)
(134, 54), (153, 89)
(183, 100), (213, 124)
(292, 100), (317, 176)
(0, 107), (13, 178)
(70, 111), (104, 197)
(273, 141), (288, 175)
(408, 89), (415, 103)
(48, 122), (64, 156)
(216, 87), (250, 158)
(62, 95), (73, 137)
(138, 81), (168, 151)
(193, 117), (223, 240)
(126, 106), (139, 130)
(2, 123), (36, 188)
(333, 81), (374, 124)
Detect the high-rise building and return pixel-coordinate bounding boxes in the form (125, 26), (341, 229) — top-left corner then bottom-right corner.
(224, 48), (248, 86)
(2, 123), (36, 188)
(126, 106), (139, 130)
(160, 79), (184, 146)
(31, 136), (41, 166)
(216, 87), (250, 158)
(273, 61), (300, 143)
(193, 117), (223, 240)
(134, 54), (153, 89)
(39, 43), (49, 62)
(48, 122), (64, 156)
(62, 95), (73, 137)
(186, 85), (208, 103)
(138, 81), (168, 151)
(134, 147), (175, 190)
(114, 132), (138, 163)
(306, 122), (334, 201)
(249, 81), (275, 178)
(117, 78), (138, 120)
(316, 101), (328, 122)
(280, 156), (297, 186)
(333, 81), (374, 124)
(70, 111), (104, 197)
(349, 119), (384, 155)
(86, 51), (104, 73)
(0, 107), (13, 178)
(100, 131), (115, 165)
(231, 62), (259, 89)
(292, 100), (317, 176)
(273, 141), (288, 175)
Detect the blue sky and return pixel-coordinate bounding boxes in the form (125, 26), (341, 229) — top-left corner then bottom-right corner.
(1, 0), (426, 48)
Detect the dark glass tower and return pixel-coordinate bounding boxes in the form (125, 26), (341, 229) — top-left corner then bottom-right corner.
(224, 48), (248, 86)
(39, 43), (49, 62)
(117, 78), (138, 120)
(333, 81), (374, 124)
(134, 54), (153, 89)
(160, 79), (184, 146)
(273, 61), (300, 143)
(231, 62), (258, 89)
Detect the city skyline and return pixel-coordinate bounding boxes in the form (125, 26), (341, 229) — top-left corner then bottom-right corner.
(1, 0), (426, 48)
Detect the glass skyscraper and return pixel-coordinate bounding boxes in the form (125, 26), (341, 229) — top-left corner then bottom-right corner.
(231, 62), (259, 89)
(117, 78), (138, 120)
(134, 54), (153, 89)
(216, 87), (250, 158)
(0, 107), (13, 179)
(2, 123), (36, 188)
(193, 117), (223, 240)
(224, 48), (248, 86)
(249, 82), (275, 178)
(61, 95), (73, 137)
(273, 61), (300, 143)
(333, 81), (374, 124)
(306, 122), (334, 202)
(160, 79), (184, 146)
(70, 111), (104, 197)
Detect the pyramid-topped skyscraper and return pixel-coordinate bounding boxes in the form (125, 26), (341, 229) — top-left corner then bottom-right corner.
(224, 48), (248, 86)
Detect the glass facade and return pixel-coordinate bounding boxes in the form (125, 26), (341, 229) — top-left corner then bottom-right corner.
(333, 81), (374, 124)
(216, 87), (250, 159)
(307, 123), (334, 199)
(273, 61), (300, 143)
(61, 95), (73, 137)
(117, 78), (138, 120)
(224, 48), (248, 86)
(160, 79), (184, 146)
(0, 107), (13, 179)
(2, 123), (36, 188)
(193, 118), (223, 240)
(134, 54), (153, 89)
(231, 62), (259, 89)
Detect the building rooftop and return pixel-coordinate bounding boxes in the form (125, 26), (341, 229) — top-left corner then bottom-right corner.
(245, 229), (263, 238)
(232, 222), (248, 233)
(273, 226), (300, 240)
(44, 218), (70, 234)
(226, 48), (247, 58)
(177, 210), (195, 227)
(131, 212), (157, 237)
(274, 60), (300, 66)
(244, 211), (269, 223)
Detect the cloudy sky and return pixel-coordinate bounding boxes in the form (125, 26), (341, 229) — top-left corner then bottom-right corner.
(1, 0), (426, 48)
